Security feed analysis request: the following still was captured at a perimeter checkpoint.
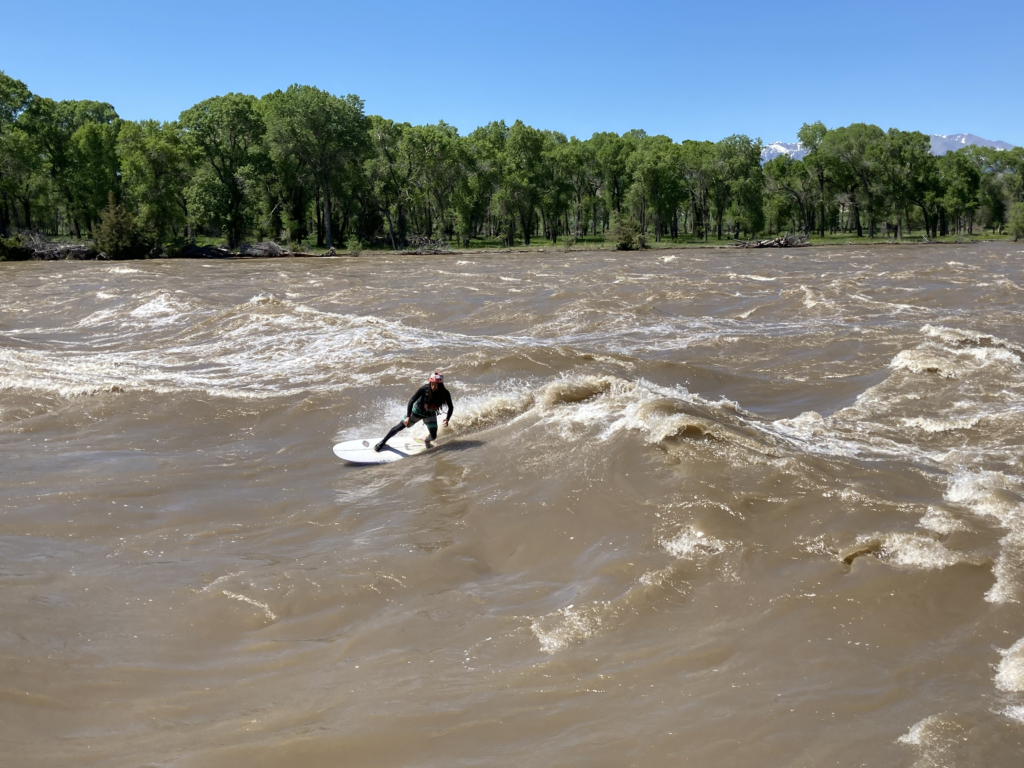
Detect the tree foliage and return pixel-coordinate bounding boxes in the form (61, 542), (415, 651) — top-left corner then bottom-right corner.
(1, 73), (1021, 251)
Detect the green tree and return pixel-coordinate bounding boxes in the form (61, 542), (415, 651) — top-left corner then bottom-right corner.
(263, 85), (367, 250)
(560, 137), (600, 237)
(707, 135), (762, 239)
(879, 128), (932, 238)
(0, 71), (33, 236)
(625, 134), (682, 242)
(591, 132), (634, 215)
(95, 191), (149, 259)
(539, 130), (572, 243)
(405, 122), (470, 242)
(500, 120), (545, 245)
(937, 150), (981, 235)
(365, 116), (416, 248)
(117, 120), (194, 244)
(676, 140), (714, 240)
(464, 121), (509, 242)
(763, 154), (813, 233)
(819, 123), (885, 237)
(22, 98), (120, 237)
(179, 93), (266, 249)
(1008, 202), (1024, 241)
(797, 121), (830, 236)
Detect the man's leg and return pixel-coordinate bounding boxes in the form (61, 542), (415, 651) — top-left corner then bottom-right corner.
(375, 420), (406, 452)
(423, 417), (438, 448)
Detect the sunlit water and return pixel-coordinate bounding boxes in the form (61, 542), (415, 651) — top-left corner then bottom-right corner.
(2, 244), (1023, 767)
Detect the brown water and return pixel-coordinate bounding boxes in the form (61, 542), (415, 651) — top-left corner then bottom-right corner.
(2, 244), (1023, 767)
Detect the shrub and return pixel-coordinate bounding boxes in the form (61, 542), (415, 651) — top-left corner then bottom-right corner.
(609, 213), (647, 251)
(95, 193), (151, 260)
(345, 235), (362, 256)
(0, 234), (33, 261)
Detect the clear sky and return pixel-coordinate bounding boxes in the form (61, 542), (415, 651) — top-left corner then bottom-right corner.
(3, 0), (1021, 145)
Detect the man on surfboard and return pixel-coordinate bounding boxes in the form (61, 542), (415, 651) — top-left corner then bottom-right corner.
(375, 372), (454, 452)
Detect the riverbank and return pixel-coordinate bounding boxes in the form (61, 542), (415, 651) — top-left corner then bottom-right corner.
(2, 231), (1019, 261)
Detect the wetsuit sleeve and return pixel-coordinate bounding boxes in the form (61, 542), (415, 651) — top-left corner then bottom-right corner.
(444, 390), (453, 419)
(406, 385), (427, 418)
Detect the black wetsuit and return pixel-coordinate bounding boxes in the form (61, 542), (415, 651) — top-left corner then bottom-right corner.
(378, 384), (453, 448)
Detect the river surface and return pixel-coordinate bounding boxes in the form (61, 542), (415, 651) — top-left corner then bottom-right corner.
(2, 244), (1023, 767)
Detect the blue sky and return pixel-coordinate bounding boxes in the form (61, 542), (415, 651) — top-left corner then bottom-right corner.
(3, 0), (1022, 145)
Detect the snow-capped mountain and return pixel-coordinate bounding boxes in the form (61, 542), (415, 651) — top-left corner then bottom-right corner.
(929, 133), (1016, 155)
(760, 133), (1016, 164)
(760, 141), (806, 163)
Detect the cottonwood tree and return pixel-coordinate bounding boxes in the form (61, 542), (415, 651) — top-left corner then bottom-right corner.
(117, 120), (194, 243)
(0, 71), (33, 236)
(500, 121), (545, 245)
(263, 85), (367, 250)
(22, 98), (121, 237)
(179, 93), (267, 249)
(797, 121), (830, 236)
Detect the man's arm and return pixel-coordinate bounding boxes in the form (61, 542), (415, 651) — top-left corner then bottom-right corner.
(406, 385), (426, 418)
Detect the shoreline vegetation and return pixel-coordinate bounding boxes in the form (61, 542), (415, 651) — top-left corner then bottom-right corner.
(2, 71), (1023, 262)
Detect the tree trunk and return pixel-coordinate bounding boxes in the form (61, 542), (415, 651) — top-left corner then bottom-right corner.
(818, 171), (826, 237)
(384, 207), (397, 250)
(323, 190), (334, 250)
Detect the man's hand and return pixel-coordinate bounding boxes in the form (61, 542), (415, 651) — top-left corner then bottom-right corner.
(403, 417), (411, 427)
(442, 419), (449, 428)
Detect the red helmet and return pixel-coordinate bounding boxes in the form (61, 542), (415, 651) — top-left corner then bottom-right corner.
(429, 372), (444, 383)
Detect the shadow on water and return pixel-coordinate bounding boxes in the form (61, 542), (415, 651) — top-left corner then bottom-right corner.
(434, 439), (485, 454)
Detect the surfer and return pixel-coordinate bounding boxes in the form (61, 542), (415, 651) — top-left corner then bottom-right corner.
(375, 372), (453, 451)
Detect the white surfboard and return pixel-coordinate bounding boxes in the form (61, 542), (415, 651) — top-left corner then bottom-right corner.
(333, 437), (432, 465)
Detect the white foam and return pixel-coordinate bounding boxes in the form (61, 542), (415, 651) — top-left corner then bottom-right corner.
(661, 527), (728, 560)
(945, 470), (1024, 603)
(897, 714), (966, 767)
(877, 532), (969, 570)
(918, 507), (969, 535)
(903, 416), (981, 433)
(128, 293), (193, 326)
(945, 470), (1023, 526)
(530, 603), (609, 654)
(995, 637), (1024, 692)
(889, 349), (959, 378)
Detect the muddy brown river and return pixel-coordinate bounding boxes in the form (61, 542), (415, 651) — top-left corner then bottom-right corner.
(2, 244), (1023, 767)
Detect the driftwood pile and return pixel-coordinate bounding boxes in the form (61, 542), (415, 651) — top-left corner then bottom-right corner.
(733, 234), (810, 248)
(239, 241), (286, 257)
(13, 232), (104, 260)
(403, 236), (451, 255)
(181, 241), (342, 258)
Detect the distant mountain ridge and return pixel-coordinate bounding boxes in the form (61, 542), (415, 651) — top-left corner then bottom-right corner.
(759, 134), (1017, 164)
(928, 133), (1016, 155)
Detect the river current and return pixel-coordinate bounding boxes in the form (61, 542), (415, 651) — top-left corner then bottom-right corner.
(2, 244), (1023, 767)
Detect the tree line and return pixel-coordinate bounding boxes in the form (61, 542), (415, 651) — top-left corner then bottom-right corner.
(2, 71), (1023, 254)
